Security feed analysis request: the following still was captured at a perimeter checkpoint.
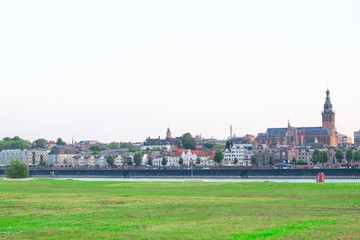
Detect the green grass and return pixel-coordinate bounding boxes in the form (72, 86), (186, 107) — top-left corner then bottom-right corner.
(0, 179), (360, 239)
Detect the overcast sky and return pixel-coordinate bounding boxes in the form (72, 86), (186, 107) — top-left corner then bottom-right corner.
(0, 0), (359, 143)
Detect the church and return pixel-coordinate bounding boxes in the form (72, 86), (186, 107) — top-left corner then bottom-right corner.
(256, 89), (338, 148)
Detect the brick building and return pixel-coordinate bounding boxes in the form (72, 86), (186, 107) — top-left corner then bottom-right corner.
(256, 89), (338, 147)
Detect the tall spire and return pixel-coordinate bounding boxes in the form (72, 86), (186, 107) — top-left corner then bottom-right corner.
(323, 89), (333, 113)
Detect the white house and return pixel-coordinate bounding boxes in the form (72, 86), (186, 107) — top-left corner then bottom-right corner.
(223, 145), (246, 165)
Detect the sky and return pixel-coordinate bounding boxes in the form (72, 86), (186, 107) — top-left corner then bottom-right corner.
(0, 0), (360, 143)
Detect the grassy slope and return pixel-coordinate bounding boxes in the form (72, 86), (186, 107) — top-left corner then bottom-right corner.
(0, 179), (359, 239)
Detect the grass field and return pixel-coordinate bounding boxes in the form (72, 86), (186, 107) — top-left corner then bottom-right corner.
(0, 179), (360, 240)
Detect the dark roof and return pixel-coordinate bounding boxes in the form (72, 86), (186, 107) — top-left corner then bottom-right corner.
(49, 148), (80, 155)
(143, 138), (178, 146)
(304, 127), (329, 136)
(258, 127), (329, 138)
(304, 138), (317, 146)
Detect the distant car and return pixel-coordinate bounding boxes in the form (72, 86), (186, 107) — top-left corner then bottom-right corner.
(202, 167), (210, 169)
(314, 166), (320, 169)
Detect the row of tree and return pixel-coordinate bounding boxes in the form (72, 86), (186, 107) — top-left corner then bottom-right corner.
(335, 149), (360, 163)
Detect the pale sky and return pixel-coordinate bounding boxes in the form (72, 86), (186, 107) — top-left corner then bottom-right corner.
(0, 0), (359, 143)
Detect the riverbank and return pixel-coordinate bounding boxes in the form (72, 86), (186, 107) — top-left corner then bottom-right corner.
(1, 179), (360, 239)
(7, 177), (360, 183)
(2, 168), (360, 179)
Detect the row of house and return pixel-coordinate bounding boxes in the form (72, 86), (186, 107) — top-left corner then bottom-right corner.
(151, 150), (216, 166)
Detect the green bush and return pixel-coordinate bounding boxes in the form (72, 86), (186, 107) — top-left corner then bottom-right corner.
(6, 159), (29, 179)
(297, 159), (306, 165)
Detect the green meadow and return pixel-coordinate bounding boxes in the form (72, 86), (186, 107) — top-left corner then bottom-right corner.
(0, 179), (359, 239)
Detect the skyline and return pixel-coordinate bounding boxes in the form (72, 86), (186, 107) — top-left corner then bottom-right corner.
(1, 1), (360, 143)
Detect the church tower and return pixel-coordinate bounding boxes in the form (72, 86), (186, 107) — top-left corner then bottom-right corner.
(166, 128), (172, 139)
(322, 89), (338, 147)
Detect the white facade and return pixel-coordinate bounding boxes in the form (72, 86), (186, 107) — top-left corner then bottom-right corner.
(72, 155), (88, 167)
(223, 145), (246, 165)
(97, 156), (107, 167)
(166, 155), (180, 166)
(181, 151), (198, 166)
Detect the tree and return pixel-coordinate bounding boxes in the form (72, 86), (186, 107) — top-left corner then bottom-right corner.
(291, 157), (297, 164)
(162, 157), (167, 166)
(130, 148), (140, 152)
(108, 142), (119, 150)
(63, 159), (68, 166)
(39, 158), (47, 167)
(12, 136), (20, 141)
(178, 157), (184, 166)
(119, 142), (131, 149)
(0, 137), (30, 151)
(182, 133), (197, 150)
(234, 157), (238, 165)
(134, 153), (142, 166)
(251, 156), (257, 165)
(147, 157), (153, 166)
(225, 140), (233, 150)
(106, 155), (114, 167)
(354, 150), (360, 162)
(268, 155), (274, 166)
(335, 149), (344, 163)
(90, 145), (100, 152)
(56, 138), (66, 145)
(3, 137), (11, 141)
(214, 145), (225, 150)
(297, 159), (306, 165)
(6, 159), (29, 179)
(346, 149), (353, 163)
(175, 139), (182, 149)
(214, 149), (224, 164)
(312, 149), (321, 164)
(196, 158), (201, 165)
(321, 151), (328, 164)
(32, 139), (48, 149)
(100, 147), (108, 151)
(203, 142), (214, 149)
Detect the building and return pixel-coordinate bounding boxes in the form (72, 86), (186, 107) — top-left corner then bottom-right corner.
(297, 147), (312, 164)
(223, 145), (247, 165)
(151, 150), (215, 166)
(354, 130), (360, 146)
(254, 145), (271, 166)
(141, 128), (179, 151)
(338, 133), (352, 147)
(72, 155), (87, 167)
(279, 146), (298, 163)
(48, 148), (79, 166)
(77, 140), (99, 145)
(0, 149), (48, 166)
(256, 89), (338, 147)
(322, 89), (338, 147)
(0, 150), (21, 166)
